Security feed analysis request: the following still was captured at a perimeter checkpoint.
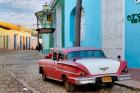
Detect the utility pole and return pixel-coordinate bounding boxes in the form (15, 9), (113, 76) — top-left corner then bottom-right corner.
(74, 0), (82, 47)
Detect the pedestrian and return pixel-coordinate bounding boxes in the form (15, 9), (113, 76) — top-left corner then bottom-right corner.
(38, 43), (43, 52)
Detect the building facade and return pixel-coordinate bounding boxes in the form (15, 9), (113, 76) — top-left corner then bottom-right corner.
(64, 0), (101, 48)
(50, 0), (65, 48)
(103, 0), (140, 68)
(102, 0), (125, 60)
(40, 0), (140, 68)
(35, 1), (65, 53)
(125, 0), (140, 68)
(35, 3), (54, 53)
(0, 21), (37, 50)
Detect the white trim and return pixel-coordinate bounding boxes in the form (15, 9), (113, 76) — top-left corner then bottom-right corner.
(102, 0), (104, 50)
(39, 65), (79, 76)
(55, 5), (62, 48)
(102, 0), (124, 59)
(123, 0), (125, 59)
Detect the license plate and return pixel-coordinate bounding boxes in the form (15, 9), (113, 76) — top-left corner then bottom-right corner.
(102, 76), (112, 83)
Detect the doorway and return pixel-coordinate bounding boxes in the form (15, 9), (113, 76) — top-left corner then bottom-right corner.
(102, 0), (125, 59)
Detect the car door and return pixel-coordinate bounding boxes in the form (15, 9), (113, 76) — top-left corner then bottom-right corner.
(55, 53), (65, 80)
(46, 52), (57, 78)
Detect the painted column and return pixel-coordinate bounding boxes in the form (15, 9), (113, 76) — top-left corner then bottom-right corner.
(6, 35), (8, 49)
(3, 35), (5, 50)
(0, 36), (2, 50)
(55, 5), (62, 48)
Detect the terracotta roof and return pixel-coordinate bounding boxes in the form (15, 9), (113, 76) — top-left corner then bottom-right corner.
(0, 21), (34, 33)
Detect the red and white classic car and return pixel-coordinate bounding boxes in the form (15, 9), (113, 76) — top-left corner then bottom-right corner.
(38, 47), (131, 92)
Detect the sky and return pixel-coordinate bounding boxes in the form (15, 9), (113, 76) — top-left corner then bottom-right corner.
(0, 0), (51, 28)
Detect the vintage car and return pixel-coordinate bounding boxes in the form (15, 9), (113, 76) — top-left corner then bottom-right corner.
(38, 47), (131, 92)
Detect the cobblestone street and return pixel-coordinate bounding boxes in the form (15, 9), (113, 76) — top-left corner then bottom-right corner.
(0, 51), (140, 93)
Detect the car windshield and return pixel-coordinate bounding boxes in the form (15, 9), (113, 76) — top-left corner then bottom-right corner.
(67, 50), (106, 59)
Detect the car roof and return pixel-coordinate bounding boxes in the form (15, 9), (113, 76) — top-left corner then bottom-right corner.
(51, 47), (102, 54)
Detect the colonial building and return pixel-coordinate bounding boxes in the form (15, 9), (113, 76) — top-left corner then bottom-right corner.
(0, 21), (37, 50)
(39, 0), (140, 68)
(35, 1), (64, 53)
(35, 3), (54, 53)
(50, 0), (65, 48)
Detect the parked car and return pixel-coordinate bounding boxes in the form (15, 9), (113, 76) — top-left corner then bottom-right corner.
(38, 47), (131, 92)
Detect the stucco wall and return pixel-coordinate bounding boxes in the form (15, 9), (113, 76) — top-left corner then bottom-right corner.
(64, 0), (101, 48)
(125, 0), (140, 68)
(0, 29), (33, 50)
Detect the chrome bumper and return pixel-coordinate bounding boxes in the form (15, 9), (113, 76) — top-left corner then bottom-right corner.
(118, 74), (131, 81)
(73, 74), (131, 85)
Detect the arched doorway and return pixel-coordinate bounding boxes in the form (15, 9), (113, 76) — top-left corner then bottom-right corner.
(70, 7), (76, 46)
(70, 7), (85, 46)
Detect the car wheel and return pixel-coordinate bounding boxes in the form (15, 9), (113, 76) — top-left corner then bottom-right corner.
(42, 71), (47, 81)
(64, 80), (75, 92)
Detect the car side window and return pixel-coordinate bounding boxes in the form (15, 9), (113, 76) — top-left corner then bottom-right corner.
(58, 53), (64, 61)
(53, 52), (57, 60)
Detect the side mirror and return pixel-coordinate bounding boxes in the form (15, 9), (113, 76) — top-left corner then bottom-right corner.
(73, 58), (76, 62)
(45, 54), (52, 59)
(118, 55), (121, 60)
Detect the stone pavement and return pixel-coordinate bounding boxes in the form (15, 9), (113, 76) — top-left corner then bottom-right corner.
(33, 52), (140, 91)
(116, 68), (140, 91)
(1, 50), (140, 92)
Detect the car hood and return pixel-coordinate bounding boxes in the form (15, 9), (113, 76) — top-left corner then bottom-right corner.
(76, 58), (120, 75)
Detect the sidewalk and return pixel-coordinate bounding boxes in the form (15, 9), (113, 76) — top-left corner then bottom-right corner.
(116, 68), (140, 91)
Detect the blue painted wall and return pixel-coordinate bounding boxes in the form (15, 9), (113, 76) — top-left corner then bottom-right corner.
(64, 0), (101, 48)
(41, 34), (50, 50)
(125, 0), (140, 68)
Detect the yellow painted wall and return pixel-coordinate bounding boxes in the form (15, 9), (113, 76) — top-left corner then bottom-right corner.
(0, 21), (35, 50)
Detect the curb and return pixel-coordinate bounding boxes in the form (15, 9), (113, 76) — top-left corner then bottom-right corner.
(115, 80), (140, 91)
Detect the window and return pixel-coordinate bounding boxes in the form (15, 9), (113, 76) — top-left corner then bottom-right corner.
(47, 14), (52, 22)
(53, 52), (57, 60)
(58, 53), (64, 60)
(67, 50), (106, 60)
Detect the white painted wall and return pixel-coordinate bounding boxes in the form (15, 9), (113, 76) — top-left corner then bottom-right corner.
(102, 0), (125, 59)
(54, 5), (62, 48)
